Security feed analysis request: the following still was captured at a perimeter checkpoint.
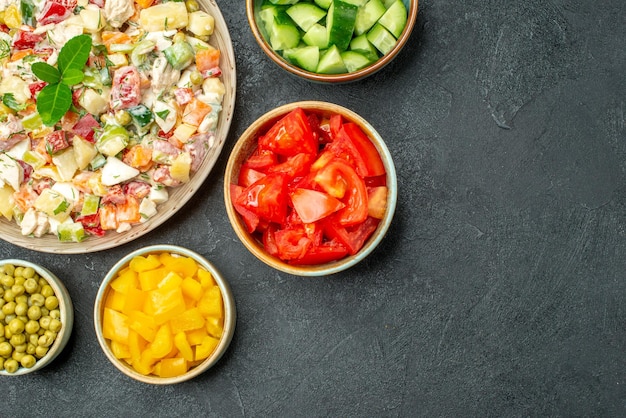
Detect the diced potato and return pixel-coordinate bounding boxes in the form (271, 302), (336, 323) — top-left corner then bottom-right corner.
(100, 156), (140, 186)
(0, 75), (30, 103)
(51, 149), (79, 182)
(202, 78), (225, 104)
(187, 10), (214, 37)
(0, 184), (15, 220)
(80, 5), (105, 33)
(72, 135), (98, 170)
(0, 153), (23, 191)
(169, 152), (192, 183)
(34, 188), (72, 222)
(107, 53), (128, 68)
(139, 2), (188, 32)
(79, 88), (110, 115)
(172, 123), (197, 143)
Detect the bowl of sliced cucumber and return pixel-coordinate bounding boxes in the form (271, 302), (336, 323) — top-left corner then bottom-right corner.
(246, 0), (418, 83)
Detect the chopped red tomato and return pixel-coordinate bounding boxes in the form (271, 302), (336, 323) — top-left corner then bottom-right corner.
(258, 108), (317, 157)
(290, 188), (345, 224)
(238, 164), (266, 188)
(234, 172), (288, 225)
(230, 184), (260, 233)
(323, 217), (380, 255)
(329, 114), (343, 138)
(273, 225), (313, 261)
(245, 149), (277, 172)
(268, 152), (314, 180)
(339, 123), (385, 177)
(72, 113), (101, 143)
(314, 158), (368, 226)
(37, 0), (77, 25)
(13, 30), (45, 50)
(28, 81), (47, 98)
(367, 186), (388, 219)
(290, 240), (348, 265)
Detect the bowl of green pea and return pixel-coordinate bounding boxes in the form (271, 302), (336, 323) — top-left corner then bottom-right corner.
(0, 260), (74, 375)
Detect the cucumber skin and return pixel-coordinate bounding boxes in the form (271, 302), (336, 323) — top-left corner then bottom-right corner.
(327, 0), (358, 51)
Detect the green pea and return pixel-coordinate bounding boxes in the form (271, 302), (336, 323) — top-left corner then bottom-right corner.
(26, 342), (36, 355)
(39, 316), (51, 330)
(29, 293), (45, 307)
(35, 345), (48, 358)
(49, 309), (60, 320)
(2, 301), (15, 315)
(24, 278), (38, 294)
(3, 289), (15, 302)
(38, 334), (54, 348)
(13, 343), (26, 353)
(14, 302), (28, 317)
(10, 333), (26, 346)
(13, 267), (24, 278)
(45, 296), (59, 310)
(25, 320), (39, 335)
(12, 350), (25, 362)
(29, 334), (38, 345)
(0, 357), (4, 370)
(11, 284), (24, 297)
(8, 318), (24, 334)
(20, 354), (36, 368)
(15, 294), (27, 305)
(0, 323), (3, 338)
(27, 305), (42, 321)
(22, 267), (35, 279)
(185, 0), (199, 12)
(0, 264), (15, 276)
(0, 274), (14, 287)
(0, 341), (12, 357)
(49, 318), (62, 333)
(4, 358), (18, 373)
(40, 307), (49, 317)
(41, 285), (54, 298)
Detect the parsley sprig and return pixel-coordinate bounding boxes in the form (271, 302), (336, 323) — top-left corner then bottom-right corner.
(32, 34), (93, 126)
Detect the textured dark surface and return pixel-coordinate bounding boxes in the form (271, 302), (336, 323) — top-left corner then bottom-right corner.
(2, 0), (626, 416)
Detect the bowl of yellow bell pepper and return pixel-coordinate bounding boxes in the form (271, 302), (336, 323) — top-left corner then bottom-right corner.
(93, 245), (236, 384)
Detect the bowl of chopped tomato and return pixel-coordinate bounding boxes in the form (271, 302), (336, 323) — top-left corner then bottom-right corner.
(224, 101), (397, 276)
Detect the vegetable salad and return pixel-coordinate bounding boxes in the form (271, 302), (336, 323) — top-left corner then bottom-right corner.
(0, 0), (226, 241)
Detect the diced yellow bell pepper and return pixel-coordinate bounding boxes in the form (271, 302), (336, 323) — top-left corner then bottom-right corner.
(195, 335), (219, 361)
(104, 290), (126, 312)
(129, 254), (163, 272)
(205, 316), (223, 339)
(170, 307), (205, 334)
(158, 357), (188, 378)
(174, 332), (194, 362)
(133, 347), (157, 376)
(181, 277), (202, 301)
(186, 327), (208, 346)
(128, 310), (157, 342)
(110, 267), (139, 293)
(197, 268), (216, 288)
(157, 271), (183, 290)
(145, 286), (186, 325)
(159, 253), (198, 277)
(110, 340), (131, 359)
(128, 329), (147, 361)
(138, 267), (168, 291)
(197, 286), (223, 318)
(122, 287), (146, 315)
(103, 308), (130, 345)
(150, 323), (173, 359)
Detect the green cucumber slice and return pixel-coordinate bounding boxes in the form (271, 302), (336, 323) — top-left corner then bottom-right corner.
(269, 0), (299, 4)
(377, 0), (407, 38)
(303, 23), (329, 48)
(286, 3), (327, 32)
(314, 0), (332, 10)
(317, 45), (347, 73)
(366, 23), (397, 55)
(269, 21), (301, 51)
(340, 50), (372, 72)
(284, 45), (320, 72)
(354, 0), (387, 36)
(382, 0), (395, 7)
(342, 0), (368, 5)
(326, 0), (358, 51)
(349, 33), (379, 61)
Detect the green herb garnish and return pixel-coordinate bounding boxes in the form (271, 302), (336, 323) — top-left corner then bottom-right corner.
(32, 34), (93, 126)
(2, 93), (27, 111)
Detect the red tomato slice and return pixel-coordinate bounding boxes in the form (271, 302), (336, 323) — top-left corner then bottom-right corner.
(235, 172), (288, 225)
(314, 159), (368, 226)
(268, 152), (314, 180)
(290, 188), (345, 224)
(290, 240), (348, 265)
(274, 225), (313, 261)
(340, 123), (385, 177)
(262, 224), (280, 258)
(245, 149), (277, 172)
(230, 184), (260, 233)
(258, 108), (317, 157)
(238, 164), (266, 188)
(323, 216), (380, 255)
(367, 186), (388, 219)
(329, 114), (343, 138)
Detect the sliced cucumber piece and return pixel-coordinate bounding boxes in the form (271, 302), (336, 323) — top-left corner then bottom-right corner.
(349, 33), (379, 61)
(258, 4), (289, 36)
(269, 21), (301, 51)
(378, 0), (407, 38)
(367, 23), (397, 55)
(314, 0), (332, 10)
(326, 0), (358, 51)
(340, 50), (372, 72)
(382, 0), (395, 7)
(317, 45), (347, 73)
(284, 45), (320, 72)
(286, 3), (326, 32)
(354, 0), (387, 36)
(303, 23), (329, 48)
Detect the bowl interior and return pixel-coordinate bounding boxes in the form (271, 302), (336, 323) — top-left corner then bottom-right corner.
(246, 0), (418, 83)
(224, 101), (397, 276)
(94, 245), (236, 385)
(0, 259), (74, 376)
